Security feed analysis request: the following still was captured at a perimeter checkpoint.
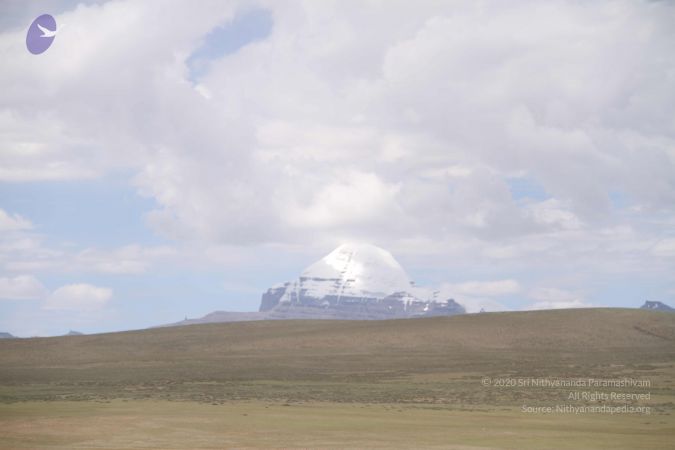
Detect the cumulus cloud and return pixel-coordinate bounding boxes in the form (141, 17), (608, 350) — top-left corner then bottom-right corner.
(44, 283), (112, 311)
(0, 209), (32, 232)
(1, 0), (672, 249)
(286, 171), (401, 229)
(0, 272), (112, 311)
(74, 245), (177, 274)
(173, 0), (670, 264)
(435, 279), (517, 313)
(526, 299), (594, 310)
(457, 297), (509, 314)
(525, 199), (582, 231)
(0, 274), (47, 300)
(442, 279), (520, 297)
(652, 238), (675, 258)
(0, 223), (177, 275)
(524, 287), (594, 310)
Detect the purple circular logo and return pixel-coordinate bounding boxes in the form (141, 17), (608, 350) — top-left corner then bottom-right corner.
(26, 14), (57, 55)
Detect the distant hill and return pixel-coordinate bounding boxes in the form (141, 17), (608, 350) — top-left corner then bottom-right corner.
(1, 308), (673, 405)
(0, 332), (15, 339)
(163, 311), (269, 327)
(65, 330), (84, 336)
(641, 301), (674, 312)
(3, 308), (673, 373)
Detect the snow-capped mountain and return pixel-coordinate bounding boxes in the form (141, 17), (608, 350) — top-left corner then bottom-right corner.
(260, 243), (465, 319)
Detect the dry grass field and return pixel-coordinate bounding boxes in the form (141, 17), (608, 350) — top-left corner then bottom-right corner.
(1, 400), (673, 449)
(1, 308), (674, 448)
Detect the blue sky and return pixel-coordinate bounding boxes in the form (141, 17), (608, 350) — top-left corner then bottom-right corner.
(0, 175), (161, 247)
(1, 1), (674, 336)
(187, 8), (272, 82)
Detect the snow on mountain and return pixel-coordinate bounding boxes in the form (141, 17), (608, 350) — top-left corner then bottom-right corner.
(283, 243), (413, 301)
(260, 243), (465, 318)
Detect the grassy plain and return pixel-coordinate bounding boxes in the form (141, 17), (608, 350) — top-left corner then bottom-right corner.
(0, 308), (674, 448)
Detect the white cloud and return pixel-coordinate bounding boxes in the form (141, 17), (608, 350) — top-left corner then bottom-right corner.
(0, 209), (32, 232)
(525, 199), (583, 230)
(442, 279), (520, 297)
(525, 299), (594, 310)
(0, 205), (175, 275)
(0, 225), (178, 275)
(433, 279), (517, 313)
(0, 275), (47, 300)
(652, 238), (675, 257)
(457, 297), (509, 314)
(75, 245), (177, 274)
(3, 0), (672, 249)
(285, 171), (401, 229)
(524, 287), (594, 310)
(44, 283), (112, 311)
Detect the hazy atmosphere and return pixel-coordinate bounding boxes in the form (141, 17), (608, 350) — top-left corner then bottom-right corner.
(1, 0), (674, 336)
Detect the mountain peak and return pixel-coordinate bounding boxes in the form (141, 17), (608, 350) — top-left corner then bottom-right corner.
(259, 243), (464, 318)
(640, 301), (674, 312)
(301, 243), (412, 298)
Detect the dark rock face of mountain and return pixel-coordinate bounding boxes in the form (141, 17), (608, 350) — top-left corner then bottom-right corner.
(259, 283), (290, 312)
(0, 332), (16, 339)
(640, 301), (674, 312)
(262, 294), (465, 320)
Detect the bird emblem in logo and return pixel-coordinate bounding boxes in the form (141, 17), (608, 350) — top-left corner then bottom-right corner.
(26, 14), (62, 55)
